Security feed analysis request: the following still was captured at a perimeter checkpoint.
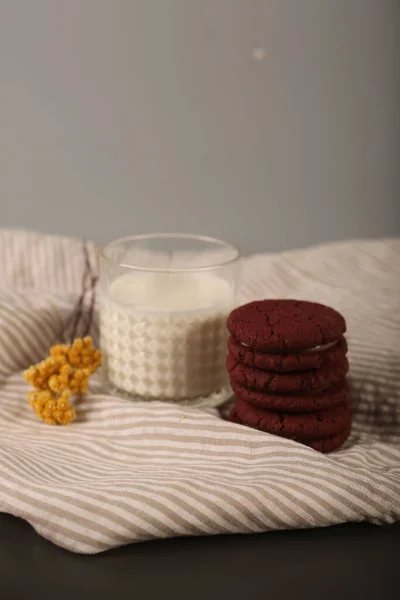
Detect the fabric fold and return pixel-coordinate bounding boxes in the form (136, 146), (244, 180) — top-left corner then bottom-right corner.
(0, 230), (399, 554)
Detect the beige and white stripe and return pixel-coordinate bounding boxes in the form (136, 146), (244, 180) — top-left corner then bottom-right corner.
(0, 230), (399, 554)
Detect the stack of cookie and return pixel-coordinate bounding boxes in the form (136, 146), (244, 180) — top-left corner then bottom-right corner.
(227, 300), (351, 453)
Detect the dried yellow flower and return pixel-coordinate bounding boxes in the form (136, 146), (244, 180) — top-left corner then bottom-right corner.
(67, 337), (102, 373)
(24, 337), (101, 426)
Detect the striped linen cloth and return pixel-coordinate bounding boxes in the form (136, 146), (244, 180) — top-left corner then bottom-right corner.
(0, 230), (399, 554)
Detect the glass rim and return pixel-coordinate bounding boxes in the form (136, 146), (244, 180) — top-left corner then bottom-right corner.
(101, 233), (241, 273)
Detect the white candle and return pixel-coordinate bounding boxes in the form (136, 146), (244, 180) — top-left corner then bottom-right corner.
(100, 271), (233, 399)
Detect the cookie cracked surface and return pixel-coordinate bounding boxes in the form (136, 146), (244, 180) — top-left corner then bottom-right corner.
(227, 300), (346, 351)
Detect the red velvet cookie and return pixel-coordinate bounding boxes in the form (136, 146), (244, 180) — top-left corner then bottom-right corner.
(227, 336), (347, 372)
(227, 299), (346, 352)
(229, 396), (351, 439)
(230, 379), (348, 412)
(304, 426), (351, 453)
(230, 408), (351, 453)
(227, 354), (349, 394)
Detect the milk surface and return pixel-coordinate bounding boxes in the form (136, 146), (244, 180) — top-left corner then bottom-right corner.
(100, 271), (233, 399)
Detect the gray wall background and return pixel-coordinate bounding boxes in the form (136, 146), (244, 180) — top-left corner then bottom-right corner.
(1, 0), (399, 255)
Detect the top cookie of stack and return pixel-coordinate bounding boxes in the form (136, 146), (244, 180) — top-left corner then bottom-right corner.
(227, 299), (351, 453)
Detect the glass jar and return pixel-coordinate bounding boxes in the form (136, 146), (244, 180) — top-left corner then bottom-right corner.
(100, 234), (240, 406)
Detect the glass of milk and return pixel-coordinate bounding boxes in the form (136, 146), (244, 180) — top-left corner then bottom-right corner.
(100, 234), (240, 405)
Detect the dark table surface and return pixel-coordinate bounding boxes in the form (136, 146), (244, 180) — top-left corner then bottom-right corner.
(1, 513), (399, 600)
